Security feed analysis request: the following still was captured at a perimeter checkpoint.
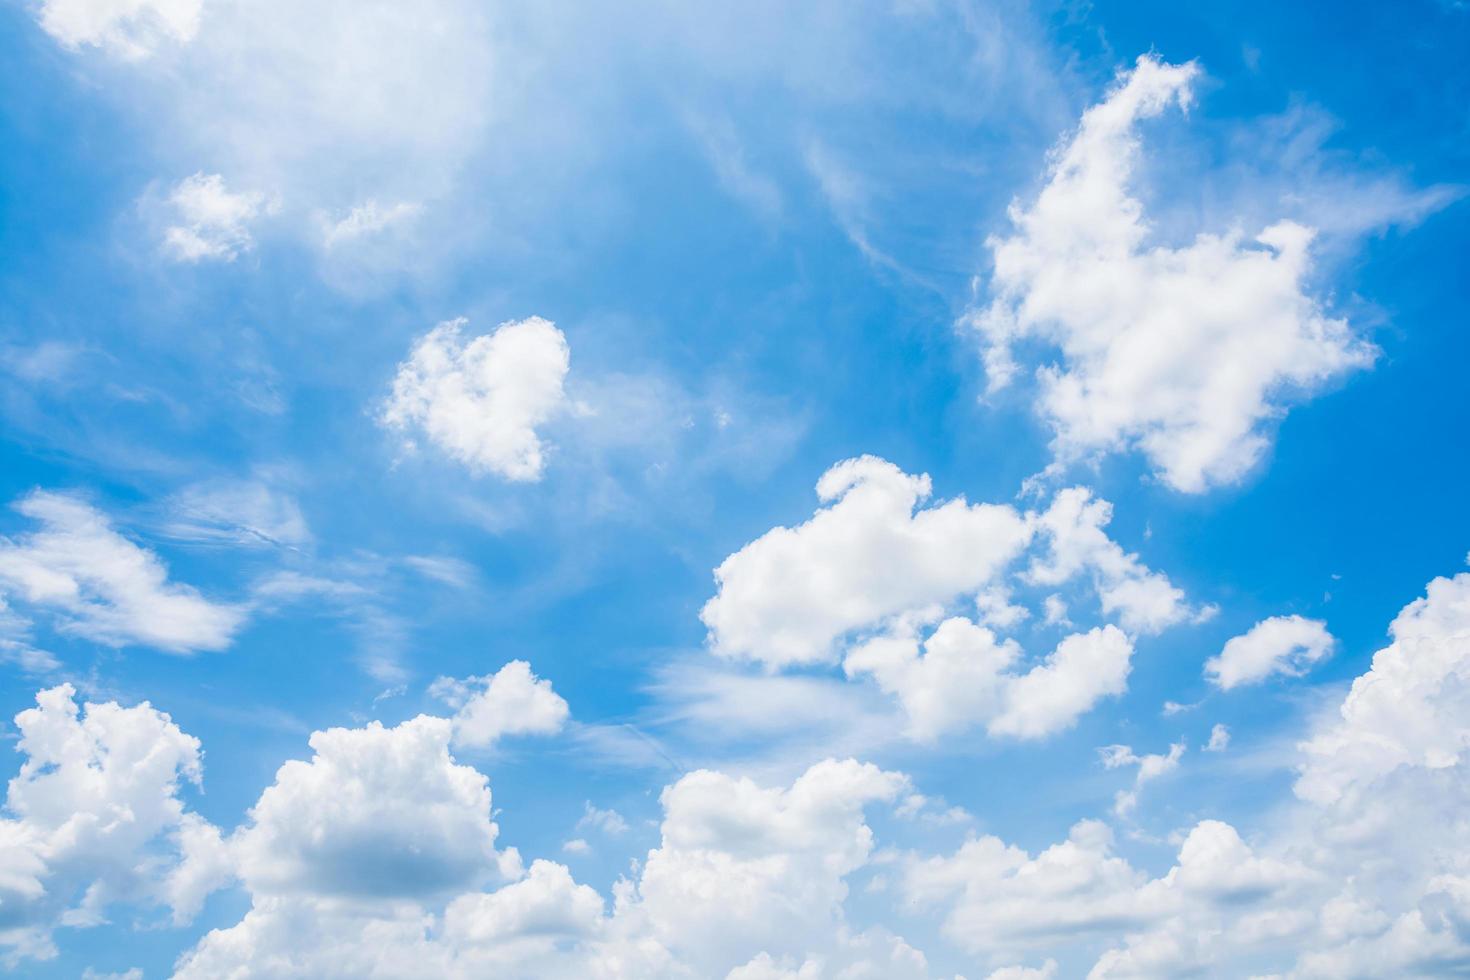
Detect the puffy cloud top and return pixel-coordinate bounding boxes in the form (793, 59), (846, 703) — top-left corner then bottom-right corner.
(430, 660), (570, 749)
(972, 55), (1374, 492)
(382, 317), (571, 482)
(1206, 614), (1335, 690)
(701, 455), (1031, 667)
(232, 715), (507, 900)
(1296, 572), (1470, 805)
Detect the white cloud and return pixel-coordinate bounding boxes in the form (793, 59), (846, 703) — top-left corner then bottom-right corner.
(577, 802), (629, 836)
(975, 586), (1029, 630)
(31, 562), (1470, 979)
(319, 199), (422, 248)
(175, 748), (925, 979)
(171, 711), (627, 979)
(81, 969), (144, 980)
(1099, 740), (1185, 816)
(905, 565), (1470, 977)
(229, 715), (514, 902)
(0, 645), (59, 674)
(701, 456), (1031, 667)
(1206, 614), (1335, 690)
(1205, 723), (1230, 752)
(0, 685), (211, 962)
(162, 172), (268, 262)
(904, 818), (1148, 958)
(37, 0), (200, 57)
(844, 616), (1133, 741)
(429, 660), (570, 749)
(905, 817), (1312, 972)
(985, 963), (1057, 980)
(970, 55), (1374, 492)
(701, 458), (1196, 741)
(988, 625), (1132, 739)
(1295, 572), (1470, 807)
(162, 477), (310, 549)
(627, 758), (915, 976)
(561, 838), (590, 855)
(0, 491), (244, 653)
(1027, 487), (1198, 634)
(381, 317), (572, 481)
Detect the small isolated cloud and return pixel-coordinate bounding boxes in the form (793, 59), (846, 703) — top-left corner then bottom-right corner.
(1099, 740), (1186, 816)
(1206, 615), (1335, 690)
(162, 173), (270, 263)
(577, 802), (629, 836)
(970, 55), (1374, 493)
(319, 199), (422, 248)
(38, 0), (201, 58)
(430, 660), (570, 749)
(562, 838), (591, 855)
(381, 317), (571, 482)
(0, 491), (244, 653)
(1205, 723), (1230, 752)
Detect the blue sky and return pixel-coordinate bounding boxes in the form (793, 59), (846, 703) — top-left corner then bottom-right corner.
(1, 0), (1468, 977)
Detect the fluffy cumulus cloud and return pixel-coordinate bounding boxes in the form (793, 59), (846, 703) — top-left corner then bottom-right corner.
(904, 817), (1315, 976)
(971, 55), (1374, 493)
(429, 659), (571, 749)
(226, 716), (513, 902)
(161, 172), (269, 262)
(901, 567), (1470, 977)
(37, 0), (200, 57)
(382, 317), (572, 481)
(702, 456), (1031, 668)
(1206, 614), (1335, 690)
(0, 491), (244, 654)
(10, 567), (1470, 977)
(704, 457), (1192, 739)
(0, 685), (213, 963)
(846, 616), (1133, 741)
(174, 747), (923, 979)
(1295, 572), (1470, 807)
(630, 759), (912, 975)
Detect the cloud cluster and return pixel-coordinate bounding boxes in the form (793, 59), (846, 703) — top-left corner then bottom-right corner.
(176, 744), (924, 978)
(971, 55), (1375, 492)
(5, 568), (1470, 976)
(0, 685), (210, 962)
(906, 568), (1470, 977)
(702, 456), (1197, 739)
(382, 317), (572, 482)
